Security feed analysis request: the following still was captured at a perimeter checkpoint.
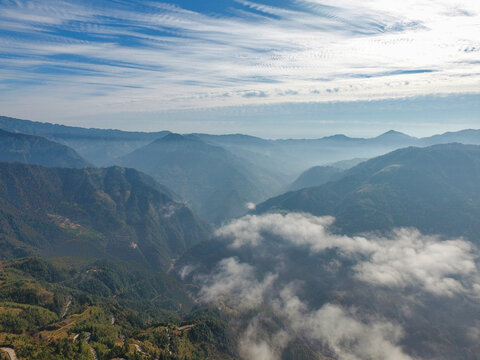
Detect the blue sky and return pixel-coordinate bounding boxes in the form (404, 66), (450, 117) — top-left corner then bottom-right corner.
(0, 0), (479, 137)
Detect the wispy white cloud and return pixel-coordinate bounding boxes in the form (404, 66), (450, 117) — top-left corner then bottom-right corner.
(216, 213), (480, 296)
(236, 297), (412, 360)
(275, 287), (413, 360)
(0, 0), (479, 123)
(195, 212), (480, 359)
(198, 257), (277, 309)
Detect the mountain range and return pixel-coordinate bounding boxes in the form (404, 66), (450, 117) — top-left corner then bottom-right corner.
(0, 162), (208, 270)
(195, 128), (480, 175)
(256, 143), (480, 240)
(1, 115), (480, 359)
(112, 133), (283, 224)
(3, 115), (480, 178)
(0, 116), (169, 166)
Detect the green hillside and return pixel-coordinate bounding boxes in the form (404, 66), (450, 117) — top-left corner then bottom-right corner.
(0, 257), (237, 360)
(0, 163), (209, 270)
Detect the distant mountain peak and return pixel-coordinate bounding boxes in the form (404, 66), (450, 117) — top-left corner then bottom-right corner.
(155, 133), (203, 143)
(323, 134), (351, 141)
(160, 133), (187, 142)
(377, 130), (411, 138)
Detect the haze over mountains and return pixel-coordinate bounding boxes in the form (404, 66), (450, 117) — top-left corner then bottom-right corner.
(0, 116), (169, 166)
(112, 133), (283, 224)
(288, 166), (343, 191)
(1, 115), (480, 360)
(3, 115), (480, 177)
(2, 115), (480, 227)
(0, 129), (90, 168)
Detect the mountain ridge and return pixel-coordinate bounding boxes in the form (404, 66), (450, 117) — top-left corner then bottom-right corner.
(255, 143), (480, 240)
(0, 116), (171, 166)
(112, 133), (283, 224)
(0, 128), (91, 168)
(0, 162), (209, 270)
(3, 115), (480, 142)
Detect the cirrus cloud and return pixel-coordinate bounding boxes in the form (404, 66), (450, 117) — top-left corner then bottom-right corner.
(0, 0), (479, 124)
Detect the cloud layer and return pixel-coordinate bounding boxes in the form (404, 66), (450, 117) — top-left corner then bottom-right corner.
(192, 212), (480, 359)
(275, 287), (412, 360)
(198, 257), (277, 308)
(0, 0), (479, 124)
(216, 213), (480, 296)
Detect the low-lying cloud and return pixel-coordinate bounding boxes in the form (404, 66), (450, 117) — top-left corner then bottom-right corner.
(216, 213), (480, 296)
(215, 280), (413, 360)
(198, 257), (277, 309)
(275, 286), (413, 360)
(190, 212), (480, 359)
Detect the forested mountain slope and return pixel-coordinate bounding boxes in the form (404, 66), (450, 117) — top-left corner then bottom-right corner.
(0, 163), (209, 270)
(256, 143), (480, 239)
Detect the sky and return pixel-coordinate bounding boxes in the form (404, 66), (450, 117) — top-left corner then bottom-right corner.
(0, 0), (479, 137)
